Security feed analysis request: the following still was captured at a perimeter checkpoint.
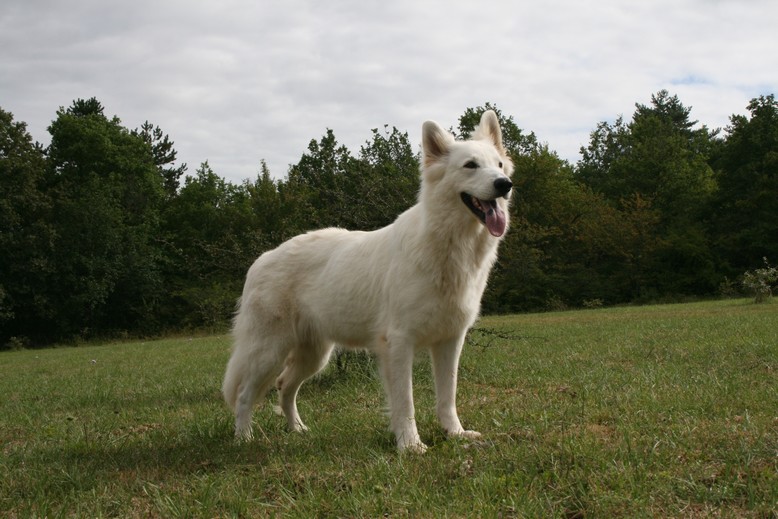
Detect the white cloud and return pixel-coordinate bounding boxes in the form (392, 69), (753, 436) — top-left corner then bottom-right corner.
(2, 0), (776, 183)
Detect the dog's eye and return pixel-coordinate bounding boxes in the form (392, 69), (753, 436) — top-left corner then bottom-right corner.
(464, 161), (478, 169)
(499, 161), (503, 169)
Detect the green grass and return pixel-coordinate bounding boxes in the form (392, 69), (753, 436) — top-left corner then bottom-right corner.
(1, 299), (776, 517)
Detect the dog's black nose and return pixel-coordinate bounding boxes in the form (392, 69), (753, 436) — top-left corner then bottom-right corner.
(494, 177), (513, 197)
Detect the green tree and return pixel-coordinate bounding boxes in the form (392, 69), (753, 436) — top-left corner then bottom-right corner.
(456, 102), (538, 155)
(45, 98), (165, 338)
(481, 144), (654, 310)
(579, 91), (717, 218)
(711, 95), (778, 273)
(160, 162), (260, 327)
(0, 108), (53, 347)
(349, 125), (419, 229)
(282, 129), (358, 232)
(280, 126), (419, 234)
(134, 121), (187, 198)
(576, 91), (720, 297)
(483, 145), (570, 311)
(246, 160), (283, 247)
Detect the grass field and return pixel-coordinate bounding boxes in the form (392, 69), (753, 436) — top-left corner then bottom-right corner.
(1, 299), (776, 517)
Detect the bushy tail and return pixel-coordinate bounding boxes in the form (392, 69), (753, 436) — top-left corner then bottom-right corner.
(223, 289), (294, 424)
(223, 296), (254, 412)
(222, 351), (245, 412)
(222, 315), (290, 413)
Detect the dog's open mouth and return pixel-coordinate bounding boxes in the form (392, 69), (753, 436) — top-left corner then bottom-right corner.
(461, 193), (507, 237)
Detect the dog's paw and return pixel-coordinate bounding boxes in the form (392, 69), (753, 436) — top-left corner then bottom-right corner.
(399, 440), (429, 455)
(289, 421), (309, 433)
(234, 429), (253, 443)
(449, 429), (482, 440)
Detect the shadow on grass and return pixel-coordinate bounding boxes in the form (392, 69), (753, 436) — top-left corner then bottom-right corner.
(15, 403), (398, 492)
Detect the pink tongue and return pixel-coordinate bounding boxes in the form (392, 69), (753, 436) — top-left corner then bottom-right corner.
(482, 200), (506, 237)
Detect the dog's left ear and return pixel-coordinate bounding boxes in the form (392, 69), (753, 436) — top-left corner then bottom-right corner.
(474, 110), (505, 154)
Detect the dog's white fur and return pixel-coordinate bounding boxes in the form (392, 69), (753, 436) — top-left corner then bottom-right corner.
(222, 111), (513, 452)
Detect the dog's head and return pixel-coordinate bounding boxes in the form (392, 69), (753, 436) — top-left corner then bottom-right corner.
(421, 110), (514, 238)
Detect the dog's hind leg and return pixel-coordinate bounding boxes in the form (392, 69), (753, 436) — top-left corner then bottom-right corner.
(276, 341), (335, 432)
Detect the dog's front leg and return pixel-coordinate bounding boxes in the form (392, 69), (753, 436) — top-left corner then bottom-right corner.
(381, 334), (427, 453)
(430, 336), (481, 440)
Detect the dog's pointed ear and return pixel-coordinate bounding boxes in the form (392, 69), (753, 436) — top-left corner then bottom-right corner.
(422, 121), (454, 168)
(474, 110), (505, 153)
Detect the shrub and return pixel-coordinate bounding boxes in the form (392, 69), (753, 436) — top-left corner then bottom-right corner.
(718, 276), (741, 299)
(742, 258), (778, 303)
(583, 298), (604, 309)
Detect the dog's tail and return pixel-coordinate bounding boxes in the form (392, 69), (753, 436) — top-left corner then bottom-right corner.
(222, 303), (290, 412)
(222, 299), (246, 411)
(222, 349), (245, 412)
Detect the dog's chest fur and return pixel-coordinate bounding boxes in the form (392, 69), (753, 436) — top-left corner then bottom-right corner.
(402, 225), (500, 341)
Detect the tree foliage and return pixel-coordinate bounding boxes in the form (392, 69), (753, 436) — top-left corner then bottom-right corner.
(576, 90), (721, 299)
(0, 108), (52, 343)
(134, 121), (187, 198)
(45, 98), (165, 338)
(1, 92), (776, 348)
(711, 94), (778, 273)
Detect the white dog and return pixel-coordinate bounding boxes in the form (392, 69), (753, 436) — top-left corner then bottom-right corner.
(222, 111), (513, 453)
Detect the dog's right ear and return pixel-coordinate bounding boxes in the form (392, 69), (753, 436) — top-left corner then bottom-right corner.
(422, 121), (454, 168)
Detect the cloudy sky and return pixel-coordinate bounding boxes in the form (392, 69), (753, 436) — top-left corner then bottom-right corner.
(2, 0), (776, 183)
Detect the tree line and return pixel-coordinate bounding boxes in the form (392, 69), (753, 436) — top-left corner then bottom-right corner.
(1, 92), (776, 348)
